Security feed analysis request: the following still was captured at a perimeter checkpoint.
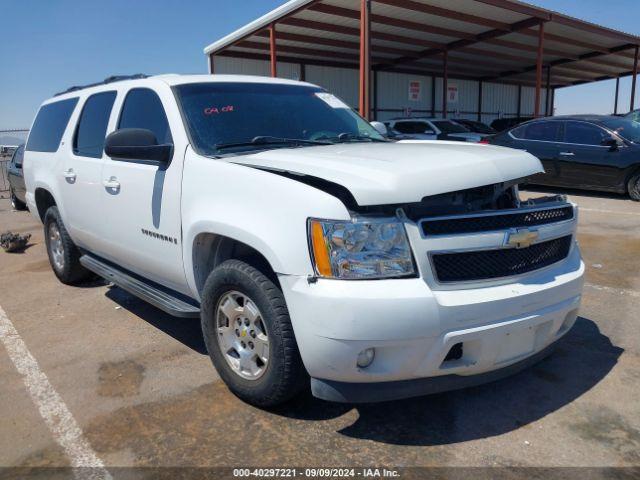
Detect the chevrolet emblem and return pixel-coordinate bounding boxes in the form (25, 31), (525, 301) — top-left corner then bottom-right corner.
(506, 228), (539, 249)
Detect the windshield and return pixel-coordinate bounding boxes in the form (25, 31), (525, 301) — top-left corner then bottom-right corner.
(432, 120), (470, 134)
(174, 82), (385, 155)
(600, 117), (640, 143)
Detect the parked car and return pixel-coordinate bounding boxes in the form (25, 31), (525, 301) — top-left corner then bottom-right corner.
(488, 115), (640, 200)
(452, 118), (496, 135)
(7, 144), (27, 210)
(385, 117), (486, 142)
(369, 121), (423, 141)
(491, 117), (533, 132)
(24, 74), (584, 406)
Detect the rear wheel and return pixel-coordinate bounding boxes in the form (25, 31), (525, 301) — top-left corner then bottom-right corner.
(44, 206), (91, 284)
(200, 260), (307, 407)
(10, 189), (27, 211)
(628, 173), (640, 201)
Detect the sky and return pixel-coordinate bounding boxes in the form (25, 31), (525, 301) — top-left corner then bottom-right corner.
(1, 0), (639, 130)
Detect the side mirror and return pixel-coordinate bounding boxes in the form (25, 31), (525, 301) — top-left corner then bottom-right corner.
(601, 136), (620, 150)
(105, 128), (173, 163)
(369, 121), (388, 136)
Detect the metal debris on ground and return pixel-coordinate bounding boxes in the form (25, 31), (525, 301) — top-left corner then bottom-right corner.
(1, 231), (32, 252)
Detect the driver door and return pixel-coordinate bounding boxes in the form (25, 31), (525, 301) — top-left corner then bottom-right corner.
(99, 87), (188, 294)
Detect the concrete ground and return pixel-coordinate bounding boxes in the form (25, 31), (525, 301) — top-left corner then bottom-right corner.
(0, 188), (638, 475)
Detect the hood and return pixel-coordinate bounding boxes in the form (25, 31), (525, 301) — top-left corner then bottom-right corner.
(229, 142), (542, 206)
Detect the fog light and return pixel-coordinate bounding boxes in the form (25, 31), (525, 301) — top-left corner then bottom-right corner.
(356, 348), (375, 368)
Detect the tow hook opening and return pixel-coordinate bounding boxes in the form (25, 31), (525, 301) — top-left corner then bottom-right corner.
(442, 342), (464, 364)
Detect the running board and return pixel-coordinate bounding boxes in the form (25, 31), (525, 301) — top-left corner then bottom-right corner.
(80, 255), (200, 318)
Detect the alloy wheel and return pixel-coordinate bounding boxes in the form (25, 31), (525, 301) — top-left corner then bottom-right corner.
(216, 291), (269, 380)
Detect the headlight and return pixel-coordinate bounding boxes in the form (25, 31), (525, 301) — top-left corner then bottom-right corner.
(308, 218), (415, 279)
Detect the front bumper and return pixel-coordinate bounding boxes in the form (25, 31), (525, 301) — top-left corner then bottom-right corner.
(311, 341), (558, 403)
(279, 246), (584, 400)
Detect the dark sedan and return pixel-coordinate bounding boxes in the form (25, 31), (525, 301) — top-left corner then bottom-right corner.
(7, 144), (27, 210)
(488, 115), (640, 200)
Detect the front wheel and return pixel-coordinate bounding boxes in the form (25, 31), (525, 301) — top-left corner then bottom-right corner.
(10, 189), (27, 211)
(200, 260), (307, 407)
(628, 173), (640, 201)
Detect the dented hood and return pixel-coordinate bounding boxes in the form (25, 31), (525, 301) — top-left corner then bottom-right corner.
(229, 142), (542, 206)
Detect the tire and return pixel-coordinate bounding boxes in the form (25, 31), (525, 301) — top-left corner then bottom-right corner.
(628, 173), (640, 201)
(200, 259), (307, 407)
(43, 206), (91, 285)
(10, 189), (27, 211)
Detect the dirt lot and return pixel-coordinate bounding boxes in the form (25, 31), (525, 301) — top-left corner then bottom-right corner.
(0, 189), (638, 476)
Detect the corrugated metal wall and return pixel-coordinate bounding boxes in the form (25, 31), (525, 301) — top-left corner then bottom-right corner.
(305, 65), (359, 108)
(213, 57), (548, 126)
(375, 71), (433, 121)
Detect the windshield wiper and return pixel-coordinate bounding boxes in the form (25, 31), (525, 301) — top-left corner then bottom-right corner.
(334, 132), (388, 143)
(215, 136), (330, 151)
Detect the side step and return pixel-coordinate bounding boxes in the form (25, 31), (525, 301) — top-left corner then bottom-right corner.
(80, 255), (200, 318)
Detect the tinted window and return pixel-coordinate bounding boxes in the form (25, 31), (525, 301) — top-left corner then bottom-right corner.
(118, 89), (172, 144)
(564, 121), (609, 145)
(174, 83), (383, 155)
(394, 121), (432, 134)
(26, 98), (78, 152)
(11, 145), (25, 167)
(432, 120), (469, 134)
(599, 117), (640, 143)
(518, 121), (562, 142)
(74, 92), (117, 158)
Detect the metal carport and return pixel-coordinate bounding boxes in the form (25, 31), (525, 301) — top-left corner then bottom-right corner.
(204, 0), (640, 122)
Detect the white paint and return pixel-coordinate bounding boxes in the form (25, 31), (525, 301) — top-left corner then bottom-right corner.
(0, 304), (111, 480)
(229, 141), (541, 205)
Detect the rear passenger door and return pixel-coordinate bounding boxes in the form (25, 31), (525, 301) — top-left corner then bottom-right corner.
(99, 87), (187, 293)
(510, 121), (563, 185)
(62, 91), (117, 250)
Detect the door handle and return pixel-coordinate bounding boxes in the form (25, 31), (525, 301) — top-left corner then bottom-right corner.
(63, 168), (77, 180)
(102, 176), (121, 190)
(559, 152), (575, 156)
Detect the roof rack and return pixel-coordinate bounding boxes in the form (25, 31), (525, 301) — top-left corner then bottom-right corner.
(54, 74), (148, 97)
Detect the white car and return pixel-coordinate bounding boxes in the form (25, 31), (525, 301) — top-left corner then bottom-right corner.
(386, 117), (487, 142)
(24, 74), (584, 406)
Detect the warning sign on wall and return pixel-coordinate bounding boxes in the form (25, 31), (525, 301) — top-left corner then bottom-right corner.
(408, 80), (422, 102)
(447, 84), (459, 104)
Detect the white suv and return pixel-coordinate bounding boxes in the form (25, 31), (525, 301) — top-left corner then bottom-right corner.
(24, 74), (584, 406)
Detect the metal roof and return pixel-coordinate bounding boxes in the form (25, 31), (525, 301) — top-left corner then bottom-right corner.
(203, 0), (640, 88)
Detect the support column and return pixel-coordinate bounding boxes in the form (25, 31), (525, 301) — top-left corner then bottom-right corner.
(373, 70), (378, 120)
(430, 76), (436, 117)
(614, 77), (620, 114)
(631, 45), (639, 112)
(534, 21), (545, 118)
(545, 66), (551, 116)
(551, 88), (555, 116)
(300, 63), (306, 82)
(359, 0), (371, 119)
(517, 84), (522, 119)
(442, 50), (448, 118)
(209, 54), (214, 74)
(477, 81), (483, 122)
(269, 23), (277, 78)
